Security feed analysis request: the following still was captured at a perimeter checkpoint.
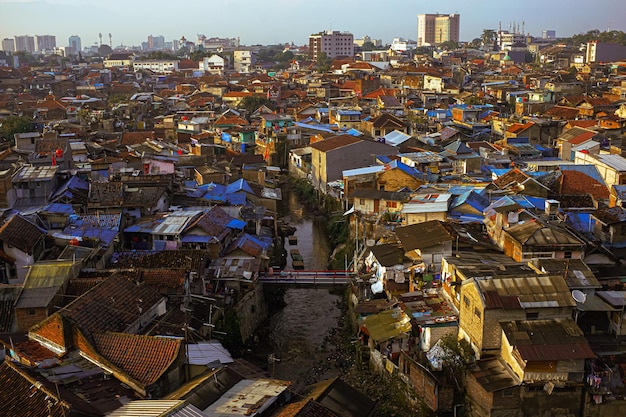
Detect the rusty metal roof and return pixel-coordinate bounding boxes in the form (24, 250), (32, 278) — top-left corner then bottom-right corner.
(501, 319), (595, 361)
(476, 274), (575, 309)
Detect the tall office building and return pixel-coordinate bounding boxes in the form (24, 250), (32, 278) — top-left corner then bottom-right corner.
(417, 13), (460, 46)
(1, 38), (15, 53)
(69, 35), (82, 53)
(309, 30), (354, 60)
(147, 35), (165, 51)
(14, 35), (35, 53)
(35, 35), (56, 52)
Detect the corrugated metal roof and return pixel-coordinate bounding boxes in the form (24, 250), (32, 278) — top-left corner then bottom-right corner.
(476, 275), (575, 309)
(106, 400), (205, 417)
(204, 379), (291, 416)
(597, 154), (626, 172)
(186, 342), (234, 366)
(501, 319), (595, 361)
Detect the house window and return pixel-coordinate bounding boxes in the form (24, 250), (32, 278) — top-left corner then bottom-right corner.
(27, 309), (36, 315)
(359, 199), (365, 205)
(387, 201), (397, 209)
(463, 295), (470, 307)
(474, 307), (481, 319)
(526, 312), (539, 320)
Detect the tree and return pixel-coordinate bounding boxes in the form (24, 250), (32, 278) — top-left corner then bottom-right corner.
(361, 41), (376, 51)
(0, 115), (32, 144)
(239, 96), (271, 114)
(316, 52), (332, 73)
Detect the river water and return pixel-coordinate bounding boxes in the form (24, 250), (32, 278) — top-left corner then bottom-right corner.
(263, 188), (345, 386)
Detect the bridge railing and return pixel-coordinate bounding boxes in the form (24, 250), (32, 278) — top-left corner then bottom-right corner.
(258, 270), (353, 285)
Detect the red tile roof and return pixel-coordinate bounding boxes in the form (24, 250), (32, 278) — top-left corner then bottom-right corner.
(92, 332), (182, 386)
(560, 170), (609, 200)
(507, 122), (534, 134)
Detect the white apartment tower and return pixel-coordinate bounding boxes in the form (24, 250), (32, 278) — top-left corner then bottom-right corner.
(1, 38), (15, 53)
(417, 13), (460, 46)
(309, 30), (354, 60)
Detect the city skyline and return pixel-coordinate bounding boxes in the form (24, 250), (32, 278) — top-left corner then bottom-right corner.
(1, 0), (626, 49)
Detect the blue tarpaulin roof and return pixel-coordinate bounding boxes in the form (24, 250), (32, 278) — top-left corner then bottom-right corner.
(227, 219), (246, 229)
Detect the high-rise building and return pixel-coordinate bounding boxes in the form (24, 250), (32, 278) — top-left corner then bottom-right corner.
(14, 35), (35, 53)
(542, 30), (556, 40)
(309, 30), (354, 60)
(146, 35), (165, 51)
(417, 13), (460, 46)
(69, 35), (82, 53)
(1, 38), (15, 53)
(35, 35), (56, 52)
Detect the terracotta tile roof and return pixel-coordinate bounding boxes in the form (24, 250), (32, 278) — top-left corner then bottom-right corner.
(507, 122), (534, 134)
(214, 114), (248, 126)
(121, 131), (156, 146)
(12, 338), (58, 364)
(543, 105), (581, 119)
(31, 274), (164, 346)
(362, 88), (398, 99)
(92, 332), (182, 386)
(560, 170), (609, 200)
(0, 361), (73, 417)
(140, 269), (186, 288)
(0, 214), (47, 255)
(309, 134), (361, 152)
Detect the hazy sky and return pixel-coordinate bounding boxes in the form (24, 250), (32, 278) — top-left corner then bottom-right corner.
(1, 0), (625, 48)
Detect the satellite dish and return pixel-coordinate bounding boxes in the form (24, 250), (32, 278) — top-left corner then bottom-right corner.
(572, 290), (587, 304)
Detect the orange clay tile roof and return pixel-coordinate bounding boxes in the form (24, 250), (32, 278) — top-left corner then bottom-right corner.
(543, 106), (581, 119)
(567, 119), (598, 129)
(92, 332), (182, 386)
(507, 122), (535, 134)
(214, 114), (248, 126)
(560, 170), (609, 200)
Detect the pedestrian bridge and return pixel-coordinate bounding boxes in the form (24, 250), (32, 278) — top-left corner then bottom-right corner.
(258, 270), (355, 285)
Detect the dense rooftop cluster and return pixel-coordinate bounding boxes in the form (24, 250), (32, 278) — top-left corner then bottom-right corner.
(0, 35), (626, 416)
